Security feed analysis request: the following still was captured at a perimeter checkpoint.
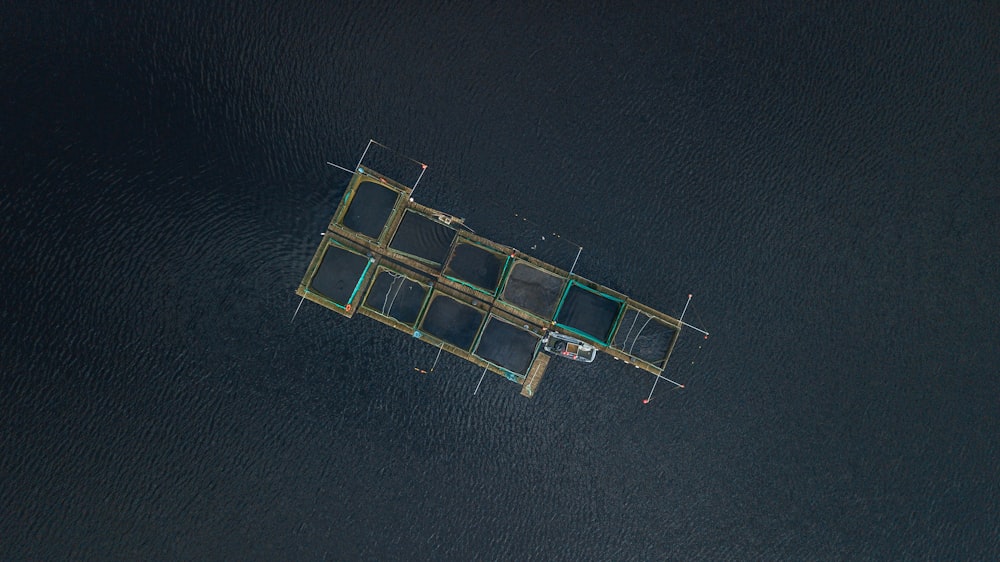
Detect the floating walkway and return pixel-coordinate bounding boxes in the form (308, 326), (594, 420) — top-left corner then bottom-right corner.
(296, 145), (689, 398)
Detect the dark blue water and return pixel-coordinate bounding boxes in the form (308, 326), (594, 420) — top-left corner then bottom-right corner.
(3, 1), (998, 559)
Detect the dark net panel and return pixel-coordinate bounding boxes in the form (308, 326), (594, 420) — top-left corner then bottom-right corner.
(309, 244), (371, 306)
(341, 180), (399, 239)
(419, 294), (485, 351)
(445, 242), (506, 293)
(389, 210), (456, 267)
(474, 317), (540, 376)
(612, 309), (678, 366)
(362, 270), (429, 326)
(554, 283), (623, 344)
(500, 262), (565, 320)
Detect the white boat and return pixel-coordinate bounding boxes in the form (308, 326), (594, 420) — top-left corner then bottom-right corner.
(542, 332), (597, 363)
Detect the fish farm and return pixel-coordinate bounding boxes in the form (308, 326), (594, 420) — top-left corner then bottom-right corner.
(296, 144), (694, 398)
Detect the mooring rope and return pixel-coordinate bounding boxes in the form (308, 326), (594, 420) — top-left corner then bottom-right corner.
(619, 310), (641, 351)
(627, 314), (654, 356)
(381, 271), (406, 316)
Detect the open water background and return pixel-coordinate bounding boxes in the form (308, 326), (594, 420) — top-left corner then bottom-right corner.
(2, 1), (998, 559)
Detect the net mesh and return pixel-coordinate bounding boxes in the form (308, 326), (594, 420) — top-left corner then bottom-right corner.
(388, 210), (456, 267)
(553, 282), (623, 344)
(612, 308), (678, 367)
(444, 242), (507, 294)
(362, 269), (429, 326)
(500, 261), (565, 320)
(340, 180), (398, 239)
(418, 293), (486, 351)
(473, 316), (540, 376)
(309, 243), (371, 306)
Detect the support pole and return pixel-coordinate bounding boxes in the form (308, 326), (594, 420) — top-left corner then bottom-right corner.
(644, 372), (684, 404)
(677, 294), (709, 336)
(644, 294), (698, 403)
(355, 139), (373, 170)
(474, 366), (488, 395)
(679, 320), (710, 337)
(291, 295), (306, 323)
(325, 161), (355, 175)
(430, 345), (443, 373)
(679, 293), (692, 322)
(568, 246), (583, 276)
(409, 164), (428, 201)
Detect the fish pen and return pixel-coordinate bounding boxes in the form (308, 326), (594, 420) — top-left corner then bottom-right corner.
(296, 142), (699, 398)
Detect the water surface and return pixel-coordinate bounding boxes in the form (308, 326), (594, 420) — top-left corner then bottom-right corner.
(2, 1), (997, 559)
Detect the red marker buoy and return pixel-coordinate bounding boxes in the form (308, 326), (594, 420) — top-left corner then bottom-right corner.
(642, 399), (649, 404)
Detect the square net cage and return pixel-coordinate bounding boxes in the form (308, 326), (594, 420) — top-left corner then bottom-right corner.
(418, 293), (487, 351)
(553, 281), (624, 345)
(611, 307), (680, 369)
(472, 315), (541, 377)
(308, 241), (373, 309)
(355, 142), (428, 190)
(443, 241), (509, 295)
(499, 261), (566, 320)
(362, 267), (430, 326)
(388, 210), (457, 268)
(339, 179), (400, 241)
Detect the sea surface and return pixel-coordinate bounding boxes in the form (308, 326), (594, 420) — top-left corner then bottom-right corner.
(2, 1), (998, 559)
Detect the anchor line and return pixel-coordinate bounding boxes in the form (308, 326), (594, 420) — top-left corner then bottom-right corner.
(679, 320), (709, 336)
(645, 372), (683, 402)
(369, 139), (428, 168)
(645, 294), (700, 403)
(683, 339), (709, 384)
(676, 294), (709, 337)
(645, 363), (686, 403)
(689, 301), (707, 332)
(354, 139), (430, 196)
